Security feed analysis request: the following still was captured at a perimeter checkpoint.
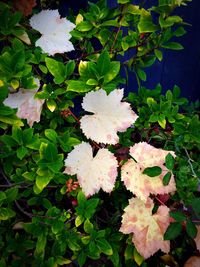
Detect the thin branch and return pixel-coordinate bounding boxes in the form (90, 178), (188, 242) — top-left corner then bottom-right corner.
(184, 147), (198, 178)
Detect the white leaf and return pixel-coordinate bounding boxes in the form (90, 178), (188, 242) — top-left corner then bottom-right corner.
(80, 89), (138, 144)
(30, 10), (75, 55)
(3, 78), (44, 127)
(64, 142), (118, 196)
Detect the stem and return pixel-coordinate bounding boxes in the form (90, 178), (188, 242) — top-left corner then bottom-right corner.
(184, 148), (198, 178)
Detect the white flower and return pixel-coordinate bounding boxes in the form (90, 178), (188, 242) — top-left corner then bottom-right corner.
(80, 89), (138, 144)
(30, 10), (75, 55)
(3, 78), (44, 127)
(64, 142), (118, 196)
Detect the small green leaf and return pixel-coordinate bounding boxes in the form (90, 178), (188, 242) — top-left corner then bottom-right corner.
(86, 79), (98, 85)
(47, 99), (57, 112)
(76, 21), (93, 31)
(158, 114), (166, 129)
(164, 222), (182, 240)
(104, 61), (120, 83)
(96, 239), (113, 256)
(143, 166), (162, 177)
(83, 219), (94, 234)
(169, 211), (186, 222)
(163, 172), (172, 186)
(10, 79), (19, 90)
(16, 146), (28, 160)
(191, 198), (200, 219)
(97, 50), (110, 76)
(45, 57), (66, 84)
(67, 80), (92, 93)
(134, 247), (144, 266)
(44, 129), (57, 143)
(36, 175), (52, 191)
(186, 219), (197, 238)
(137, 68), (146, 81)
(75, 215), (84, 227)
(154, 49), (163, 61)
(165, 153), (175, 170)
(0, 207), (16, 221)
(162, 42), (184, 50)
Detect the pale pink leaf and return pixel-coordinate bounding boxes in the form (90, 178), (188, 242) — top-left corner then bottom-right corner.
(3, 79), (44, 127)
(184, 256), (200, 267)
(120, 197), (170, 259)
(30, 10), (75, 55)
(64, 142), (118, 196)
(80, 89), (138, 144)
(194, 226), (200, 251)
(121, 142), (176, 201)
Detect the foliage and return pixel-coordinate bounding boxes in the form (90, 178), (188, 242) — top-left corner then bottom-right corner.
(0, 0), (199, 266)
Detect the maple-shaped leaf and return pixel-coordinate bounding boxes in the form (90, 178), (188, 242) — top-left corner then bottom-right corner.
(120, 197), (170, 259)
(184, 256), (200, 267)
(80, 89), (138, 144)
(194, 225), (200, 251)
(3, 79), (44, 127)
(64, 142), (118, 196)
(121, 142), (176, 201)
(30, 10), (75, 56)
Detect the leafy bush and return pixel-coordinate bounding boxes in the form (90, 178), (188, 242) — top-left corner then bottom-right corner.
(0, 0), (200, 266)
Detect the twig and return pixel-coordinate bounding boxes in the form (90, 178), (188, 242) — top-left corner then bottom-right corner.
(184, 148), (198, 178)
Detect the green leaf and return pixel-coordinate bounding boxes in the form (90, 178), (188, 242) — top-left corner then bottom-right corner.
(163, 172), (172, 186)
(0, 192), (7, 205)
(154, 49), (163, 61)
(165, 153), (175, 170)
(39, 64), (47, 74)
(85, 198), (99, 219)
(83, 219), (94, 234)
(76, 21), (93, 31)
(134, 247), (144, 266)
(5, 187), (19, 203)
(118, 0), (130, 3)
(104, 61), (120, 83)
(143, 166), (162, 177)
(67, 80), (92, 93)
(96, 239), (113, 255)
(45, 57), (66, 84)
(0, 85), (8, 102)
(138, 11), (159, 33)
(164, 222), (182, 240)
(36, 175), (52, 191)
(173, 26), (186, 37)
(162, 42), (184, 50)
(158, 114), (166, 128)
(77, 251), (87, 267)
(169, 211), (186, 222)
(40, 142), (58, 162)
(97, 50), (110, 76)
(44, 129), (57, 143)
(86, 78), (98, 85)
(47, 99), (57, 112)
(186, 219), (197, 238)
(65, 60), (75, 76)
(16, 146), (28, 160)
(0, 207), (16, 221)
(77, 191), (87, 205)
(191, 198), (200, 218)
(137, 68), (146, 81)
(75, 215), (85, 227)
(12, 126), (23, 144)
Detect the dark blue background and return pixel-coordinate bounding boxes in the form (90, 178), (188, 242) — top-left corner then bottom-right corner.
(58, 0), (199, 101)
